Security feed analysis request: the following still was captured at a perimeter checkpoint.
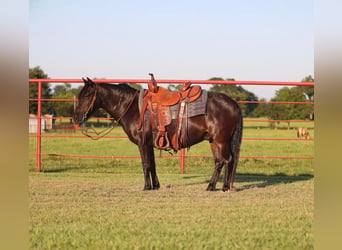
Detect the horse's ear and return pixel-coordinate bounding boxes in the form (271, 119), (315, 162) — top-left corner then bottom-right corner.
(82, 77), (95, 87)
(82, 77), (88, 85)
(86, 77), (96, 87)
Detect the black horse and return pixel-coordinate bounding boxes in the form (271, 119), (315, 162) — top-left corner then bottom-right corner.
(73, 77), (243, 192)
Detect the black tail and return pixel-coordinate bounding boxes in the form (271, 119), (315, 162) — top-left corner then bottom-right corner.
(229, 108), (243, 188)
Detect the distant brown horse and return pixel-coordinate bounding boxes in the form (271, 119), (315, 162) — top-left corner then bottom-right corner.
(297, 127), (310, 139)
(73, 76), (243, 192)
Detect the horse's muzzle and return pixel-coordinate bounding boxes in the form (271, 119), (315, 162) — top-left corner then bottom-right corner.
(73, 114), (83, 125)
(73, 112), (89, 128)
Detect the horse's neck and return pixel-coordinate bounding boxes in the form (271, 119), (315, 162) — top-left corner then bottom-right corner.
(98, 85), (139, 122)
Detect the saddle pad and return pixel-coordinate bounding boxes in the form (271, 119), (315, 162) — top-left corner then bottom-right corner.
(138, 89), (208, 120)
(170, 90), (208, 119)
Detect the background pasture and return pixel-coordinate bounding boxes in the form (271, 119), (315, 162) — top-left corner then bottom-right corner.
(29, 118), (314, 249)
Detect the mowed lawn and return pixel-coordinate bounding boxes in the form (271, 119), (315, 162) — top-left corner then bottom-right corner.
(29, 119), (314, 249)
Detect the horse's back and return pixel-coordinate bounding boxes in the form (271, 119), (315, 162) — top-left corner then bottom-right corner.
(207, 91), (241, 120)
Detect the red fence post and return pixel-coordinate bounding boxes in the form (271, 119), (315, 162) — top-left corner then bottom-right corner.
(180, 148), (185, 173)
(36, 81), (42, 172)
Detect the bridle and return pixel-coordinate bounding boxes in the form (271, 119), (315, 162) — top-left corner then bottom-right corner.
(80, 84), (139, 140)
(81, 84), (98, 123)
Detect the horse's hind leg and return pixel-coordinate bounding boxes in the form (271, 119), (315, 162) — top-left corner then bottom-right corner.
(207, 142), (230, 191)
(207, 159), (224, 191)
(223, 154), (235, 192)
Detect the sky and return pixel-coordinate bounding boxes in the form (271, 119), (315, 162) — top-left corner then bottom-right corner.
(29, 0), (313, 100)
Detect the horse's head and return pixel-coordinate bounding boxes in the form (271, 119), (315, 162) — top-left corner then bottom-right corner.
(73, 77), (99, 125)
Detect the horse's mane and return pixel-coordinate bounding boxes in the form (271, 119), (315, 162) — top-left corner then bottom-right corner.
(100, 83), (138, 95)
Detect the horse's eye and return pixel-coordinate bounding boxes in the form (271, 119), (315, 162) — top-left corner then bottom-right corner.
(81, 92), (92, 98)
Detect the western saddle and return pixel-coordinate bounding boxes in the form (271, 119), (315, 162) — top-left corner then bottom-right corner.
(138, 73), (202, 150)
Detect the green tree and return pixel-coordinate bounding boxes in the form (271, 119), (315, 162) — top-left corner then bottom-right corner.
(298, 75), (314, 100)
(29, 66), (51, 114)
(251, 98), (269, 117)
(209, 77), (258, 117)
(52, 83), (75, 118)
(53, 83), (72, 95)
(268, 87), (311, 128)
(297, 75), (314, 120)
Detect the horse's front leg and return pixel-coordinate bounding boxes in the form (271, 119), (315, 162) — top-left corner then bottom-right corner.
(138, 144), (160, 190)
(149, 147), (160, 190)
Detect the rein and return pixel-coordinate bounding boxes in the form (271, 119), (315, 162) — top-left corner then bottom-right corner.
(81, 86), (139, 140)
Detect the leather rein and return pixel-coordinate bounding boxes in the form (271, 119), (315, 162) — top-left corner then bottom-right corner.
(80, 84), (139, 140)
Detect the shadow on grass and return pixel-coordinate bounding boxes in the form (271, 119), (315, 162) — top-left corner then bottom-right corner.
(233, 173), (313, 192)
(36, 167), (313, 192)
(182, 173), (314, 192)
(36, 165), (119, 174)
(37, 166), (88, 173)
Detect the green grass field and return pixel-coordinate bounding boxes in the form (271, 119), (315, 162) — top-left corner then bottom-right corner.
(29, 118), (314, 249)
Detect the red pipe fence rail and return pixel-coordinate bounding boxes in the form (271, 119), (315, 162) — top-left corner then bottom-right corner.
(29, 78), (314, 172)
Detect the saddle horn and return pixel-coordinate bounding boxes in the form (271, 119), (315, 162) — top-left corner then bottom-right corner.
(148, 73), (158, 93)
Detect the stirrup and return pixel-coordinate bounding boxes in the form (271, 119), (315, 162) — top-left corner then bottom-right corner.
(154, 132), (170, 149)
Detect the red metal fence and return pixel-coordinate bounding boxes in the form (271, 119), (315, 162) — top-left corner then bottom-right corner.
(29, 78), (314, 172)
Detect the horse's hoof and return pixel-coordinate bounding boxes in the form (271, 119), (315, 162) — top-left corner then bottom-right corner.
(206, 185), (216, 191)
(222, 184), (232, 192)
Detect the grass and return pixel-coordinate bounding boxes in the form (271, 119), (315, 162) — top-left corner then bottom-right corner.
(29, 118), (314, 249)
(29, 173), (313, 249)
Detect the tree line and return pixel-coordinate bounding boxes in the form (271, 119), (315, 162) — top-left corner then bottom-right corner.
(29, 66), (314, 122)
